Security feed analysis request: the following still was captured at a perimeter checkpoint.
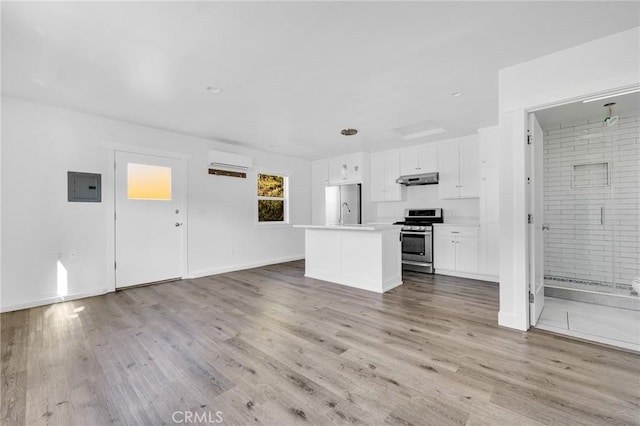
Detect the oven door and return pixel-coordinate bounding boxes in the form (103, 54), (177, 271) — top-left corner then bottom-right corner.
(401, 231), (432, 263)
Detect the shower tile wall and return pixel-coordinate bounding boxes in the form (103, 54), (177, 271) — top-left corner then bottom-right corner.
(543, 113), (640, 295)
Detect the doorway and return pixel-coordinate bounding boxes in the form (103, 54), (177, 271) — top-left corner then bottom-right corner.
(115, 151), (185, 288)
(528, 91), (640, 350)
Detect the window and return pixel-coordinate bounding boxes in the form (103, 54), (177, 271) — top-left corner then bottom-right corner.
(127, 163), (172, 200)
(257, 173), (288, 223)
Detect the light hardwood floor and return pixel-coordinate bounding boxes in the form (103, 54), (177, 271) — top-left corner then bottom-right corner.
(2, 260), (639, 425)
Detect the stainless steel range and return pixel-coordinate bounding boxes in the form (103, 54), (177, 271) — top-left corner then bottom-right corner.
(394, 208), (443, 274)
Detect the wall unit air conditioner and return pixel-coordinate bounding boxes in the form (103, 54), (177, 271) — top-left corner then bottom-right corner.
(208, 150), (252, 178)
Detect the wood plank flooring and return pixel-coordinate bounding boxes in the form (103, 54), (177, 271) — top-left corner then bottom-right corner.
(2, 260), (639, 425)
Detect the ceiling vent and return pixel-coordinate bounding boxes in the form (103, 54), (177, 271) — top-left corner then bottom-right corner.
(394, 120), (446, 141)
(208, 150), (252, 178)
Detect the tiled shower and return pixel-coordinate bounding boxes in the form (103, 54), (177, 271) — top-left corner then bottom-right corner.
(543, 112), (640, 298)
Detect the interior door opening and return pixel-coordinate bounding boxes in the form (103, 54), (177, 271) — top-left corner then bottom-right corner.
(526, 91), (640, 351)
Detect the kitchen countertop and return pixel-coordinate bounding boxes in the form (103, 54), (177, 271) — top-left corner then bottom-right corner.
(293, 224), (399, 232)
(433, 223), (480, 227)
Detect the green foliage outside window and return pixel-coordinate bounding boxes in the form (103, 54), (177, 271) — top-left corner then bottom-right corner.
(258, 174), (284, 197)
(258, 174), (286, 222)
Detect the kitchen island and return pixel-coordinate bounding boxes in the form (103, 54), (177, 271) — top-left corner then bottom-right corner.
(293, 224), (402, 293)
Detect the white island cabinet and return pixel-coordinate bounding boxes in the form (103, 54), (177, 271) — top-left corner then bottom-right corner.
(293, 225), (402, 293)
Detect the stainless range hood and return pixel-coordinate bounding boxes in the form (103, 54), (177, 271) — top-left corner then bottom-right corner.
(395, 172), (439, 186)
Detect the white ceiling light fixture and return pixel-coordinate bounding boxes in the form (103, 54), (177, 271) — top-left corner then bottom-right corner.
(206, 86), (223, 94)
(582, 88), (640, 103)
(451, 91), (462, 97)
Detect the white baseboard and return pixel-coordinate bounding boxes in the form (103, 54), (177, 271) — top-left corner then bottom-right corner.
(304, 271), (402, 294)
(1, 288), (110, 313)
(498, 310), (527, 331)
(382, 278), (403, 292)
(304, 271), (381, 293)
(435, 269), (499, 283)
(187, 255), (305, 279)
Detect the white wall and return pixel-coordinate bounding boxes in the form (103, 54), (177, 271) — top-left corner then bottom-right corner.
(1, 97), (311, 312)
(498, 27), (640, 330)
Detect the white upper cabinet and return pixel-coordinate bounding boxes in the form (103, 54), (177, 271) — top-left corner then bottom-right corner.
(437, 142), (460, 199)
(312, 159), (330, 186)
(328, 152), (364, 185)
(370, 151), (404, 202)
(400, 144), (438, 176)
(437, 135), (480, 199)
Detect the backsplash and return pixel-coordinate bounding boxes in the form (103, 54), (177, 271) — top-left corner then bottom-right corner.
(543, 112), (640, 294)
(374, 184), (479, 223)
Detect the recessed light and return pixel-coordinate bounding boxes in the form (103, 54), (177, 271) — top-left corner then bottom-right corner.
(403, 128), (446, 140)
(341, 129), (358, 136)
(451, 92), (461, 97)
(206, 86), (223, 94)
(394, 120), (446, 141)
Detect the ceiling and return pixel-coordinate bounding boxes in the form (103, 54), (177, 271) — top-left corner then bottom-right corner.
(535, 91), (640, 130)
(2, 2), (639, 160)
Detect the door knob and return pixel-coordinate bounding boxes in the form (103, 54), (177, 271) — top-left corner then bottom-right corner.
(175, 222), (183, 227)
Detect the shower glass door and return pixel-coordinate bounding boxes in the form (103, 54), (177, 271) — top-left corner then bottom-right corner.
(543, 121), (615, 294)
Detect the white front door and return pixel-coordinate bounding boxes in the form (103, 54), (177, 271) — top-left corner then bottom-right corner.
(115, 151), (184, 288)
(528, 113), (545, 326)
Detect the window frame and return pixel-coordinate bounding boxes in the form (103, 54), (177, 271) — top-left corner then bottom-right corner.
(256, 171), (290, 226)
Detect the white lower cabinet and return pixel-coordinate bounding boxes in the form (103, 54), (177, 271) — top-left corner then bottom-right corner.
(434, 233), (456, 270)
(434, 226), (479, 275)
(455, 235), (479, 273)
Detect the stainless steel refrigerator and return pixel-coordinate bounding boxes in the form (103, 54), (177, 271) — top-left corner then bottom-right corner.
(325, 184), (361, 225)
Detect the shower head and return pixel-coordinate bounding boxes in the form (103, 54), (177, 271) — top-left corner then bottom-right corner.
(603, 102), (619, 127)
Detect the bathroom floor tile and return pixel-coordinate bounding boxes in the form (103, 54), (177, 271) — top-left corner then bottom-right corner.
(536, 297), (640, 352)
